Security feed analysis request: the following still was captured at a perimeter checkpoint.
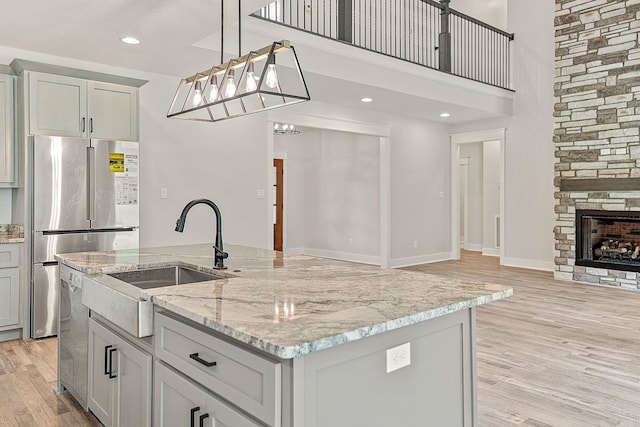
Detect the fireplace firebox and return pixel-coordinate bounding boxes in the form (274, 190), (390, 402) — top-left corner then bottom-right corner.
(576, 210), (640, 272)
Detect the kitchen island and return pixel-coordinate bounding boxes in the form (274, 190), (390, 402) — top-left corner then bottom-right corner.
(57, 244), (512, 427)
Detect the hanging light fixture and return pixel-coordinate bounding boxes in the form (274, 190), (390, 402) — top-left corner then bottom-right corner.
(167, 0), (310, 123)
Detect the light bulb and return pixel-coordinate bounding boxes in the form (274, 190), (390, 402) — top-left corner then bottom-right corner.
(245, 62), (257, 92)
(265, 63), (279, 89)
(192, 81), (203, 106)
(209, 76), (219, 101)
(274, 123), (280, 130)
(224, 70), (237, 98)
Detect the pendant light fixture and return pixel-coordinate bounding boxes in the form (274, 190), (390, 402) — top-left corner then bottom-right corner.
(167, 0), (310, 123)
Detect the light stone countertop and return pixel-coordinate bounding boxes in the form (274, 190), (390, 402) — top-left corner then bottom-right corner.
(56, 244), (512, 359)
(0, 225), (25, 244)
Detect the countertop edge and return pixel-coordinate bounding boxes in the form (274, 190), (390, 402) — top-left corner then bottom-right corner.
(152, 287), (514, 359)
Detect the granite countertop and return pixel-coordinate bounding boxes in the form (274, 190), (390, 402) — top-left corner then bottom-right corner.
(57, 244), (513, 359)
(0, 225), (25, 244)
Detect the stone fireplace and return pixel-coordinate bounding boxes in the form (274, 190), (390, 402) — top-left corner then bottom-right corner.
(554, 0), (640, 290)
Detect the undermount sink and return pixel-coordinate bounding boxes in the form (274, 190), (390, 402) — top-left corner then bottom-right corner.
(108, 265), (223, 289)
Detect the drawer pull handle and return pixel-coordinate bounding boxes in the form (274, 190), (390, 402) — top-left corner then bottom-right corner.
(189, 352), (217, 367)
(190, 406), (200, 427)
(108, 347), (117, 379)
(104, 345), (113, 376)
(199, 413), (210, 427)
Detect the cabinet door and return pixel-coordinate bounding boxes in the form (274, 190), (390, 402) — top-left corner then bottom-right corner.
(88, 318), (116, 426)
(88, 81), (138, 141)
(29, 72), (87, 137)
(0, 267), (19, 327)
(154, 362), (203, 427)
(0, 74), (15, 185)
(114, 333), (152, 427)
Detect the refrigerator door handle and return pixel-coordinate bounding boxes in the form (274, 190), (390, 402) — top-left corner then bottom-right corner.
(87, 146), (96, 221)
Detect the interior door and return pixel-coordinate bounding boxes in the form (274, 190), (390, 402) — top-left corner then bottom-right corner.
(32, 135), (91, 231)
(273, 159), (284, 251)
(90, 139), (139, 229)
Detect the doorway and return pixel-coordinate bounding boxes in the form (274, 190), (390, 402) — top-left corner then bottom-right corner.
(273, 159), (284, 251)
(450, 129), (505, 263)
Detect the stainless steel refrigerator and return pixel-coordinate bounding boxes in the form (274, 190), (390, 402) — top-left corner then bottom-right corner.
(30, 135), (140, 338)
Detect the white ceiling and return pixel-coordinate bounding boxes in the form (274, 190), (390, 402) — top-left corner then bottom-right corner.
(0, 0), (512, 125)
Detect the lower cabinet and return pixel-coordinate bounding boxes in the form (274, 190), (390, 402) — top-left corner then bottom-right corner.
(0, 244), (20, 330)
(88, 317), (152, 427)
(154, 361), (261, 427)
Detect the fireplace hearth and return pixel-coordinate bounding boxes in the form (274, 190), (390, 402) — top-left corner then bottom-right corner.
(576, 210), (640, 273)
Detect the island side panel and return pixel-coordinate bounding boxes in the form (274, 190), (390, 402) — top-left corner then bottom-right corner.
(291, 308), (476, 427)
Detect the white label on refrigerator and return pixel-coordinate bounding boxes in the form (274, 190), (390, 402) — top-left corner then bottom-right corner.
(116, 176), (138, 205)
(125, 154), (139, 174)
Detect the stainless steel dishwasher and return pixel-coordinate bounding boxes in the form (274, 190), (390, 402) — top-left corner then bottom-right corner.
(57, 264), (89, 409)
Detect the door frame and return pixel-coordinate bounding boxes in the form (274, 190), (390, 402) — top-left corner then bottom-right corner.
(450, 128), (506, 263)
(458, 157), (470, 249)
(273, 154), (287, 251)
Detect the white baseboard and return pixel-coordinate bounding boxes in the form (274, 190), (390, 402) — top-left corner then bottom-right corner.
(301, 248), (381, 266)
(502, 257), (554, 272)
(463, 243), (483, 252)
(389, 252), (452, 268)
(482, 247), (500, 257)
(283, 247), (305, 256)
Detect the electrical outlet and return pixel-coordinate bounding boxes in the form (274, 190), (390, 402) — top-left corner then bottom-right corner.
(349, 237), (353, 246)
(386, 342), (411, 373)
(256, 189), (265, 199)
(413, 240), (418, 248)
(438, 191), (445, 199)
(160, 188), (168, 199)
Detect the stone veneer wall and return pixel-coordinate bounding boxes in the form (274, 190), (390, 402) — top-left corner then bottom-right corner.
(554, 0), (640, 289)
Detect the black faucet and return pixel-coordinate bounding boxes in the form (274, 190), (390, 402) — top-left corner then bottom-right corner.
(175, 198), (228, 269)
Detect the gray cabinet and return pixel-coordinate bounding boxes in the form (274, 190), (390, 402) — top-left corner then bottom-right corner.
(155, 361), (261, 427)
(88, 317), (152, 427)
(28, 72), (138, 141)
(0, 74), (15, 187)
(0, 244), (20, 328)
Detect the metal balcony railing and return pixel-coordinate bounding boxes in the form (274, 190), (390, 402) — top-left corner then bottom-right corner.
(253, 0), (514, 90)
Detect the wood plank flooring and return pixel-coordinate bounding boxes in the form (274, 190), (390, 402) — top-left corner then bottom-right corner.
(1, 251), (638, 426)
(403, 251), (640, 427)
(0, 337), (99, 426)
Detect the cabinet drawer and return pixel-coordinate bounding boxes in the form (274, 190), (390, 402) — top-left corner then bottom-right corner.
(155, 312), (281, 427)
(0, 244), (19, 268)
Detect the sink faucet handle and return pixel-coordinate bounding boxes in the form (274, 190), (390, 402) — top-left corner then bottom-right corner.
(213, 245), (229, 259)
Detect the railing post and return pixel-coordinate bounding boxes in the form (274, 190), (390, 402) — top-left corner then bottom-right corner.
(338, 0), (353, 43)
(439, 0), (451, 72)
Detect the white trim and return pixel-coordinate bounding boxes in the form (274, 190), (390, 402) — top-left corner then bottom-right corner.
(450, 143), (461, 260)
(302, 248), (382, 266)
(463, 243), (483, 252)
(389, 252), (452, 268)
(451, 129), (506, 145)
(380, 137), (391, 268)
(502, 257), (554, 272)
(284, 247), (305, 256)
(266, 122), (275, 250)
(482, 248), (500, 257)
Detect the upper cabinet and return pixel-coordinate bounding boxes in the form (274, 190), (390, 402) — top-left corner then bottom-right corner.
(28, 72), (139, 141)
(0, 74), (15, 186)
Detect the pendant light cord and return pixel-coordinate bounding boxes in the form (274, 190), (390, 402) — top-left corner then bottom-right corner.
(238, 0), (241, 56)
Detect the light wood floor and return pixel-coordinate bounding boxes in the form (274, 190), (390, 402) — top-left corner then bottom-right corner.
(1, 252), (639, 426)
(403, 251), (640, 427)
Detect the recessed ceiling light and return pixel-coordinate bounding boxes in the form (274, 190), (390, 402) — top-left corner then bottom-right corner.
(440, 112), (451, 118)
(361, 97), (373, 103)
(121, 37), (140, 45)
